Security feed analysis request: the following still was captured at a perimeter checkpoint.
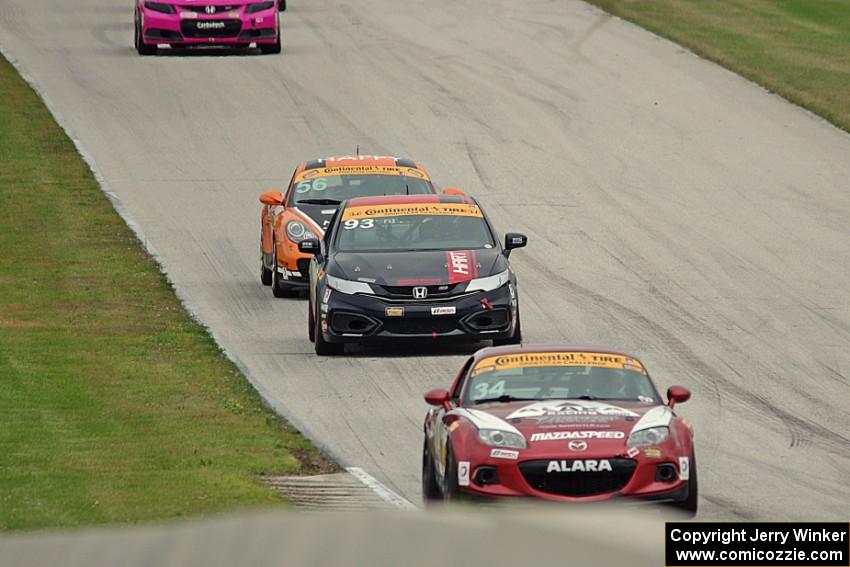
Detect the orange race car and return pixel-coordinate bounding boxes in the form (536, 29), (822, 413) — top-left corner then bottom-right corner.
(259, 155), (444, 297)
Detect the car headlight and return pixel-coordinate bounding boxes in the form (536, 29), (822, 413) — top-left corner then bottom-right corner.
(286, 221), (315, 243)
(144, 1), (175, 13)
(627, 426), (669, 448)
(465, 269), (510, 293)
(326, 275), (373, 295)
(478, 428), (526, 449)
(246, 1), (275, 12)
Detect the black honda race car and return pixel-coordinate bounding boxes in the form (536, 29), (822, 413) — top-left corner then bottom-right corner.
(299, 194), (528, 355)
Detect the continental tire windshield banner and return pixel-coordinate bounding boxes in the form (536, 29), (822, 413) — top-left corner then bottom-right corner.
(666, 522), (849, 566)
(341, 203), (483, 220)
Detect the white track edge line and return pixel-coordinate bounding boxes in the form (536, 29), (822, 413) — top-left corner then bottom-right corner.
(346, 467), (418, 511)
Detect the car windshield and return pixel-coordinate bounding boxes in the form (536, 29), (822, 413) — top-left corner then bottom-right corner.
(463, 352), (660, 405)
(291, 174), (432, 205)
(335, 202), (494, 252)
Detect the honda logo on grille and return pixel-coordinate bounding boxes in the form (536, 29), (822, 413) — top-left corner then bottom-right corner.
(205, 5), (216, 13)
(412, 286), (428, 299)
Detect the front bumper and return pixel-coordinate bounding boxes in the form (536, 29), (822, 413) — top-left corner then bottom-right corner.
(318, 283), (518, 343)
(457, 450), (690, 504)
(140, 6), (278, 45)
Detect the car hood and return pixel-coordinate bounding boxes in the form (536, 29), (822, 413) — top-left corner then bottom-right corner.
(452, 399), (675, 453)
(330, 248), (506, 286)
(290, 203), (339, 236)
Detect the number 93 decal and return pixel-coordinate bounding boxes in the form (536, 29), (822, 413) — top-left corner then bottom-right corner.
(343, 219), (375, 230)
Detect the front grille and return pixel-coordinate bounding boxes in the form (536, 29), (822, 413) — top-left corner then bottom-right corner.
(180, 4), (241, 13)
(379, 283), (463, 299)
(380, 318), (459, 335)
(180, 19), (241, 38)
(519, 458), (636, 497)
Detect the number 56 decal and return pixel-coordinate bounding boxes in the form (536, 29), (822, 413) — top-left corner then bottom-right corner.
(295, 178), (328, 193)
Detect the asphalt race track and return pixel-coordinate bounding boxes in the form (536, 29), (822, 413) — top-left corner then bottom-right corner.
(2, 0), (850, 519)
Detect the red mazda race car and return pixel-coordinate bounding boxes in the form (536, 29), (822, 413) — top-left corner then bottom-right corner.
(422, 345), (697, 515)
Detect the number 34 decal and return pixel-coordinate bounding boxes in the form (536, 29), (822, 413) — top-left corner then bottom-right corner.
(343, 219), (375, 230)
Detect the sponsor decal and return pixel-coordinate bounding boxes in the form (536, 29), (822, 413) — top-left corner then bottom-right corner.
(567, 440), (587, 452)
(537, 415), (622, 425)
(341, 203), (483, 221)
(446, 250), (478, 284)
(627, 447), (640, 458)
(531, 431), (626, 441)
(385, 307), (404, 317)
(546, 459), (613, 473)
(320, 303), (328, 313)
(644, 448), (663, 458)
(431, 306), (456, 316)
(506, 401), (638, 421)
(296, 165), (430, 182)
(530, 431), (624, 441)
(197, 21), (226, 29)
(679, 456), (690, 480)
(490, 449), (519, 460)
(471, 352), (647, 377)
(204, 5), (215, 13)
(458, 461), (471, 486)
(321, 320), (328, 332)
(322, 288), (331, 303)
(397, 278), (441, 285)
(357, 277), (377, 283)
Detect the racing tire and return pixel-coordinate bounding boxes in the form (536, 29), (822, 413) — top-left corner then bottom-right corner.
(308, 299), (315, 342)
(260, 31), (282, 54)
(443, 443), (463, 502)
(271, 246), (297, 297)
(314, 305), (343, 355)
(669, 448), (698, 517)
(279, 0), (286, 10)
(492, 305), (522, 346)
(422, 440), (442, 503)
(135, 16), (157, 56)
(260, 255), (273, 286)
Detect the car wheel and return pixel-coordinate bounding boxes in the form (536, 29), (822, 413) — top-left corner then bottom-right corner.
(260, 251), (273, 286)
(279, 0), (286, 10)
(443, 443), (463, 502)
(271, 245), (296, 297)
(493, 304), (522, 346)
(260, 29), (282, 54)
(669, 448), (698, 517)
(422, 439), (442, 503)
(135, 14), (157, 55)
(308, 298), (315, 342)
(314, 309), (343, 355)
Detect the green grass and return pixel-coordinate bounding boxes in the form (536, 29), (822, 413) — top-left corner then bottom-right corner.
(0, 54), (335, 531)
(585, 0), (850, 132)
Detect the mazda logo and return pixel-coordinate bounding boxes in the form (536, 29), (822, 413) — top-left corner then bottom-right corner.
(568, 440), (587, 452)
(205, 5), (216, 13)
(412, 286), (428, 299)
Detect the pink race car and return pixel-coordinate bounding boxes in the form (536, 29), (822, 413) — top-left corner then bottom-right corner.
(134, 0), (282, 55)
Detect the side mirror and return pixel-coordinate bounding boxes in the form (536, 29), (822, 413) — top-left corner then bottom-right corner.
(667, 385), (691, 408)
(298, 238), (320, 255)
(442, 187), (466, 196)
(504, 232), (527, 253)
(259, 191), (284, 206)
(424, 389), (451, 411)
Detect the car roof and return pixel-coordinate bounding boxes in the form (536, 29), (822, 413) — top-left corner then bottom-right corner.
(299, 155), (426, 172)
(345, 194), (478, 207)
